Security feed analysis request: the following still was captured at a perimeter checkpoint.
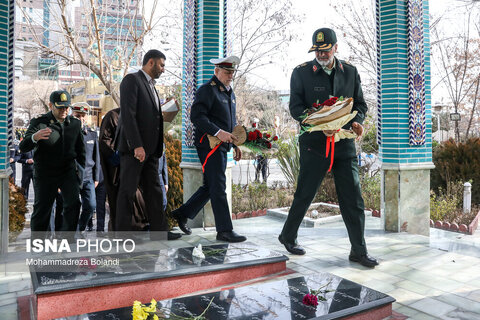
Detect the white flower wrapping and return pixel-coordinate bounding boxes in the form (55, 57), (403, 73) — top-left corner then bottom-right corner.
(302, 97), (358, 142)
(307, 111), (358, 142)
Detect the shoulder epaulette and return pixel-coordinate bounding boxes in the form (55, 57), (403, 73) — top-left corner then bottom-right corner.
(296, 62), (309, 69)
(210, 81), (216, 86)
(342, 60), (353, 66)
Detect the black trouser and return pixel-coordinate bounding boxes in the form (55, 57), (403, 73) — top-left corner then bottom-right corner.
(280, 139), (367, 255)
(175, 146), (233, 233)
(116, 153), (167, 232)
(32, 168), (81, 232)
(95, 181), (106, 231)
(21, 168), (33, 196)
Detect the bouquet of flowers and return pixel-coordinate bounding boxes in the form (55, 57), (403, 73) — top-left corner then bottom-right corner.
(240, 123), (279, 154)
(301, 96), (358, 172)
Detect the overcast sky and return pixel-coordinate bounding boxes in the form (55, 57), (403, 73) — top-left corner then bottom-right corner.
(144, 0), (476, 94)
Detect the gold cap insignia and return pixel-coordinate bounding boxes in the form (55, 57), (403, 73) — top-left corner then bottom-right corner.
(316, 32), (324, 42)
(60, 93), (68, 102)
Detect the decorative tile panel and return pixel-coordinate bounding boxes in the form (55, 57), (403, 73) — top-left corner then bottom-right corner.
(377, 0), (432, 165)
(407, 0), (426, 145)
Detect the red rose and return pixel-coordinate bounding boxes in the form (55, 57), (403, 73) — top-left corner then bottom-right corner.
(302, 293), (318, 306)
(265, 133), (271, 139)
(248, 131), (256, 141)
(322, 97), (338, 106)
(252, 123), (257, 128)
(312, 103), (319, 109)
(266, 142), (272, 149)
(255, 130), (262, 139)
(273, 136), (278, 141)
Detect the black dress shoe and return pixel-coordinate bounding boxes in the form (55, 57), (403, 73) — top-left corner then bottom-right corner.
(171, 209), (192, 235)
(216, 231), (247, 243)
(167, 231), (182, 240)
(278, 235), (306, 255)
(349, 253), (379, 268)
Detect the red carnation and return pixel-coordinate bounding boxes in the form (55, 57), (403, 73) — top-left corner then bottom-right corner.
(266, 142), (272, 149)
(265, 133), (271, 139)
(255, 130), (262, 139)
(273, 136), (278, 141)
(302, 293), (318, 306)
(252, 123), (257, 128)
(248, 131), (256, 141)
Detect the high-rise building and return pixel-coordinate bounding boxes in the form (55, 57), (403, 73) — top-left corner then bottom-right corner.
(14, 0), (143, 83)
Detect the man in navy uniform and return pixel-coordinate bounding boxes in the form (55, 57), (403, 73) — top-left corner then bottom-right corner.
(19, 90), (85, 232)
(278, 28), (378, 268)
(171, 56), (246, 243)
(71, 102), (100, 232)
(9, 142), (20, 182)
(18, 149), (34, 197)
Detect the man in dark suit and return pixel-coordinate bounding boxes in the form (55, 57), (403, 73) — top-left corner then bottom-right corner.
(278, 28), (378, 268)
(171, 56), (246, 243)
(116, 49), (180, 240)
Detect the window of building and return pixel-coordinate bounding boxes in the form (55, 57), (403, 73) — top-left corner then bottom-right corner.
(22, 26), (26, 32)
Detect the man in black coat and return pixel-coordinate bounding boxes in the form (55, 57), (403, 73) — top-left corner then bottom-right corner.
(116, 49), (180, 240)
(278, 28), (378, 268)
(19, 90), (85, 232)
(171, 56), (246, 243)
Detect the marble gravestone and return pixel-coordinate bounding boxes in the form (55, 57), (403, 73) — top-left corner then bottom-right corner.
(63, 273), (395, 320)
(29, 242), (289, 319)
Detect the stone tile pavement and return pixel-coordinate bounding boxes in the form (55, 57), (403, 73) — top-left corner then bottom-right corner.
(1, 214), (480, 319)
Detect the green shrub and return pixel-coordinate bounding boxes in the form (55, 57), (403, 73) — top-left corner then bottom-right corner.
(314, 172), (338, 203)
(430, 181), (463, 221)
(232, 183), (294, 214)
(275, 135), (300, 187)
(431, 138), (480, 204)
(361, 173), (381, 211)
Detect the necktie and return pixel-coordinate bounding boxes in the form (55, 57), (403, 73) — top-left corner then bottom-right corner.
(149, 79), (159, 109)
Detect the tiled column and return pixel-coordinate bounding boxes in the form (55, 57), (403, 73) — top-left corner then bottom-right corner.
(0, 0), (15, 253)
(377, 0), (433, 236)
(181, 0), (232, 228)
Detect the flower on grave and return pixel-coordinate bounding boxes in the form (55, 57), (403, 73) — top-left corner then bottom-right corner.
(302, 293), (318, 306)
(132, 297), (214, 320)
(302, 280), (333, 308)
(132, 300), (157, 320)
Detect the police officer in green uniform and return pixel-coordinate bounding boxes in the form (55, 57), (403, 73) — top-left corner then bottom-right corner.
(278, 28), (379, 268)
(19, 90), (85, 233)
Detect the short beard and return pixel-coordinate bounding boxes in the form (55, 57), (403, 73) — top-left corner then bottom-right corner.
(317, 56), (334, 68)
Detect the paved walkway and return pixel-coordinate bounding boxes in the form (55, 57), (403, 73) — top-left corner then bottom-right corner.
(1, 214), (480, 319)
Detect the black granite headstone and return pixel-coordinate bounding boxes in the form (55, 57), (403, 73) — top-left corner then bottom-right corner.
(60, 273), (395, 319)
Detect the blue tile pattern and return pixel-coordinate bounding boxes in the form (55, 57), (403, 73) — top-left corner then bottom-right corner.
(377, 0), (432, 164)
(182, 0), (228, 164)
(0, 1), (14, 172)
